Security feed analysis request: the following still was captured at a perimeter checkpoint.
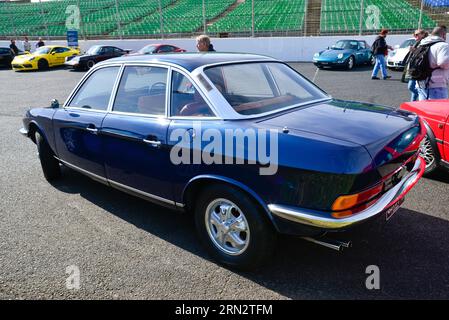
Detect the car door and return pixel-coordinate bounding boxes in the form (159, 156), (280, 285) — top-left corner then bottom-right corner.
(53, 65), (121, 179)
(444, 114), (449, 161)
(358, 41), (371, 63)
(0, 48), (11, 67)
(101, 65), (174, 202)
(98, 47), (115, 62)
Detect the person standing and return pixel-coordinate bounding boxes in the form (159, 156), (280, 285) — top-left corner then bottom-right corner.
(23, 36), (31, 52)
(196, 35), (216, 52)
(36, 37), (45, 48)
(9, 39), (19, 56)
(416, 26), (449, 101)
(404, 29), (428, 101)
(371, 29), (393, 80)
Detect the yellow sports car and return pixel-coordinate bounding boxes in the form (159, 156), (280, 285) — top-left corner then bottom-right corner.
(12, 45), (80, 71)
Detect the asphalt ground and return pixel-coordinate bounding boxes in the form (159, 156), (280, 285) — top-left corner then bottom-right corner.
(0, 63), (448, 300)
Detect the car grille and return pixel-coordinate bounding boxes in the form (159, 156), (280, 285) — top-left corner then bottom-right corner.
(12, 64), (23, 68)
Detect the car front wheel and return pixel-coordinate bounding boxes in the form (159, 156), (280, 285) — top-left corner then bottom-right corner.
(36, 131), (61, 181)
(38, 59), (48, 70)
(347, 56), (355, 70)
(420, 134), (439, 174)
(194, 184), (276, 270)
(86, 60), (95, 69)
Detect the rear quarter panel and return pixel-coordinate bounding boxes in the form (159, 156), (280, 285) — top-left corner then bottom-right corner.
(400, 100), (449, 160)
(25, 108), (58, 153)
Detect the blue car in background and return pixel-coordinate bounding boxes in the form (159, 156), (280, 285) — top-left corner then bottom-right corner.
(313, 40), (374, 70)
(20, 53), (425, 269)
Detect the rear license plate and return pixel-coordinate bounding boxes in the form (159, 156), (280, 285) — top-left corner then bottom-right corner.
(385, 198), (404, 221)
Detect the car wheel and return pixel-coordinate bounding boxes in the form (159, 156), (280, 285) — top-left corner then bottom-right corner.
(194, 184), (277, 270)
(369, 55), (375, 66)
(420, 134), (438, 174)
(347, 56), (355, 70)
(35, 131), (61, 181)
(86, 60), (95, 69)
(37, 59), (48, 70)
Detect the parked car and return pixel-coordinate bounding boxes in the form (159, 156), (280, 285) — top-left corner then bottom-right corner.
(313, 40), (374, 70)
(127, 44), (186, 56)
(0, 47), (26, 68)
(65, 45), (130, 70)
(401, 99), (449, 174)
(387, 38), (416, 70)
(20, 53), (426, 269)
(11, 45), (80, 71)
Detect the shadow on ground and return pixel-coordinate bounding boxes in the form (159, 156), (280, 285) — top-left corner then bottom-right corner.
(52, 167), (449, 299)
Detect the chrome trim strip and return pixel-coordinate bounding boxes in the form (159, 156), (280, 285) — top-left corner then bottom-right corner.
(56, 158), (109, 185)
(175, 202), (185, 208)
(56, 158), (178, 207)
(107, 64), (126, 113)
(108, 179), (175, 206)
(268, 157), (425, 230)
(19, 128), (28, 136)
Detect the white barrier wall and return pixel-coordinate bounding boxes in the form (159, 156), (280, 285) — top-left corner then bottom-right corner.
(0, 35), (417, 62)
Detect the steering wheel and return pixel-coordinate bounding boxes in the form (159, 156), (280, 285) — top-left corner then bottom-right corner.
(149, 82), (166, 95)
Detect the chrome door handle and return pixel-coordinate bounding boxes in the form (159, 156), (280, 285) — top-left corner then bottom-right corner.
(143, 139), (161, 148)
(86, 127), (98, 134)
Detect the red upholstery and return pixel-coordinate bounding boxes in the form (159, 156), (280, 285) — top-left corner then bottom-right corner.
(137, 95), (165, 114)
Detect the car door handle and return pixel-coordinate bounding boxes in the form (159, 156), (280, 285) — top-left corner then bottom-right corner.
(86, 126), (98, 134)
(143, 139), (161, 148)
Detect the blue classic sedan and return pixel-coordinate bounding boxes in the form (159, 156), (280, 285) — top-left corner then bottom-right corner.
(313, 40), (375, 70)
(20, 53), (425, 269)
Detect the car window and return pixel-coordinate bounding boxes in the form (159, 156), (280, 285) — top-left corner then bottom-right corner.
(69, 66), (120, 111)
(159, 46), (174, 53)
(113, 47), (123, 54)
(204, 62), (327, 116)
(359, 41), (366, 49)
(103, 47), (114, 54)
(113, 66), (168, 116)
(53, 47), (70, 54)
(171, 71), (214, 117)
(0, 48), (9, 54)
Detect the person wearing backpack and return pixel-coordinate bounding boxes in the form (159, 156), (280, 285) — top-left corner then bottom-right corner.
(371, 29), (393, 80)
(415, 26), (449, 100)
(403, 29), (428, 101)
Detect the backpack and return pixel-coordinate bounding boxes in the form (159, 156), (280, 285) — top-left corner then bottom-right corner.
(407, 41), (443, 81)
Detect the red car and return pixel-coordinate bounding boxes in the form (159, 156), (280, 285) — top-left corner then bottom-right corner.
(400, 100), (449, 174)
(127, 44), (186, 56)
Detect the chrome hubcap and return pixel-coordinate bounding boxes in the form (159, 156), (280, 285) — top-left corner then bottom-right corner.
(205, 199), (250, 256)
(420, 136), (435, 169)
(348, 57), (354, 69)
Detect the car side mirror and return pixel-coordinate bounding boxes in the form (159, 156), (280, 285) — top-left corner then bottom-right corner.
(50, 99), (60, 109)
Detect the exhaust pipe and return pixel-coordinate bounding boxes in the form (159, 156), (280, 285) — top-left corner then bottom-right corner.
(302, 237), (352, 252)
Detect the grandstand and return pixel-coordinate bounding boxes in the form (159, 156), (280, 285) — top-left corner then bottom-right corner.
(0, 0), (445, 39)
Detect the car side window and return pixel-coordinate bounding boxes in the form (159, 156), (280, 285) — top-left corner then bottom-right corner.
(54, 47), (69, 54)
(359, 41), (366, 50)
(171, 71), (214, 117)
(113, 66), (168, 116)
(159, 46), (173, 53)
(69, 66), (120, 111)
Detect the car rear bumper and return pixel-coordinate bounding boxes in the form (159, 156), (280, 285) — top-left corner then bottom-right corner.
(268, 157), (425, 231)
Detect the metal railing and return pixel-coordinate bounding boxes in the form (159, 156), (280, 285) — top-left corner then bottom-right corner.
(0, 0), (448, 40)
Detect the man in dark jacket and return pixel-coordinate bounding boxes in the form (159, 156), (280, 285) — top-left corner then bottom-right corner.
(9, 39), (19, 56)
(196, 35), (216, 52)
(371, 29), (393, 80)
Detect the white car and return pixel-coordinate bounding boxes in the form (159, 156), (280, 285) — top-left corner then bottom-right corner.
(387, 38), (416, 70)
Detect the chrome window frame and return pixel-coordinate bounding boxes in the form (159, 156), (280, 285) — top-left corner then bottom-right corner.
(168, 67), (220, 120)
(109, 63), (171, 119)
(64, 63), (124, 114)
(194, 60), (332, 120)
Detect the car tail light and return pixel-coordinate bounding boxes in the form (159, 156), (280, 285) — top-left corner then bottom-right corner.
(331, 183), (384, 218)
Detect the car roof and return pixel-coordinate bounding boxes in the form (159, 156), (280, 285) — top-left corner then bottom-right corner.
(104, 52), (277, 72)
